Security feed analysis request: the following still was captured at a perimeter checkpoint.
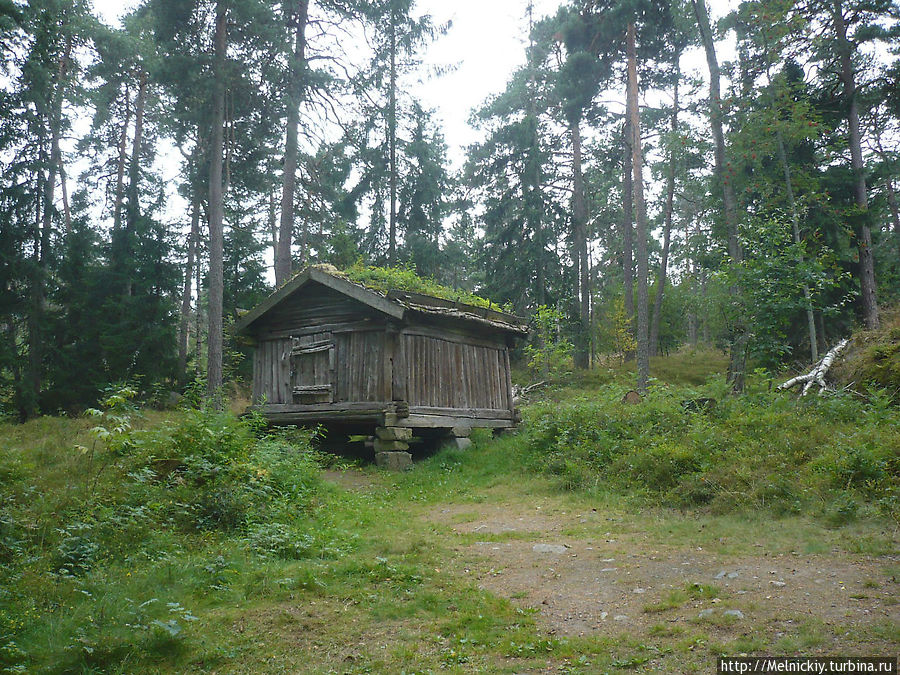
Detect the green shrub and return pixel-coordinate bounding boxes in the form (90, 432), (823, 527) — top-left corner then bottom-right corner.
(522, 381), (899, 519)
(0, 401), (334, 673)
(55, 522), (100, 576)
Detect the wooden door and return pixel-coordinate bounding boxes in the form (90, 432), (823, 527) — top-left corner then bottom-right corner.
(290, 332), (334, 404)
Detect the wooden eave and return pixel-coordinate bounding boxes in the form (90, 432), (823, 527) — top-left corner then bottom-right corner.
(234, 267), (405, 334)
(234, 267), (528, 338)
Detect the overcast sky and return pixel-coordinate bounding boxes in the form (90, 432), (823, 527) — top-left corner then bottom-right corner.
(89, 0), (618, 168)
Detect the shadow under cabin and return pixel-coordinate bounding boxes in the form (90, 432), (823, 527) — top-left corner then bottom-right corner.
(234, 266), (528, 469)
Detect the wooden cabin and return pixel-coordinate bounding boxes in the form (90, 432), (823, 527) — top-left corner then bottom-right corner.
(235, 267), (527, 464)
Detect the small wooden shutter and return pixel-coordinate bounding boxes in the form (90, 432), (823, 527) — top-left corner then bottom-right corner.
(290, 333), (334, 404)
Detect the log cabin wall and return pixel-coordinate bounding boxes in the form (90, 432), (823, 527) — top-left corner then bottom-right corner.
(252, 337), (292, 404)
(253, 284), (385, 339)
(250, 284), (390, 405)
(398, 326), (511, 411)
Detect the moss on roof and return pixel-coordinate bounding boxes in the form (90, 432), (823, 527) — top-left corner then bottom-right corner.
(320, 262), (505, 312)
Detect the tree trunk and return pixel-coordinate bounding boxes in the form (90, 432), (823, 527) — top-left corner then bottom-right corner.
(126, 69), (146, 228)
(831, 0), (878, 329)
(207, 1), (227, 403)
(650, 55), (679, 358)
(692, 0), (747, 393)
(269, 185), (278, 276)
(113, 85), (131, 233)
(123, 67), (147, 297)
(572, 120), (590, 369)
(52, 35), (72, 235)
(195, 221), (204, 378)
(774, 128), (818, 361)
(621, 119), (634, 361)
(761, 28), (818, 361)
(626, 23), (649, 392)
(58, 154), (71, 234)
(26, 170), (46, 419)
(25, 34), (72, 418)
(275, 0), (309, 286)
(388, 3), (398, 266)
(178, 189), (200, 381)
(815, 310), (826, 347)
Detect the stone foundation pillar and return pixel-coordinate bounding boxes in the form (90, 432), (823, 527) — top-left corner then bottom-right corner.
(374, 426), (413, 470)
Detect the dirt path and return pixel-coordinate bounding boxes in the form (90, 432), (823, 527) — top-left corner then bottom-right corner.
(427, 502), (899, 654)
(321, 471), (899, 659)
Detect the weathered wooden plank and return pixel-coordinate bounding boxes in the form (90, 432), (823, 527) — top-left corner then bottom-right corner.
(280, 339), (290, 403)
(260, 402), (389, 412)
(407, 336), (417, 404)
(252, 350), (261, 403)
(492, 348), (503, 410)
(403, 412), (514, 428)
(293, 385), (331, 394)
(502, 347), (512, 410)
(335, 333), (349, 401)
(477, 345), (486, 407)
(408, 406), (513, 418)
(392, 329), (406, 401)
(259, 319), (382, 340)
(269, 341), (278, 403)
(292, 342), (330, 355)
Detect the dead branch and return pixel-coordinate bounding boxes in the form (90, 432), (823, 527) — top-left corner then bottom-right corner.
(512, 381), (547, 406)
(777, 338), (850, 396)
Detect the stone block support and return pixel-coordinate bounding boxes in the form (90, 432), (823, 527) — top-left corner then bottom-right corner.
(375, 451), (412, 471)
(375, 426), (413, 441)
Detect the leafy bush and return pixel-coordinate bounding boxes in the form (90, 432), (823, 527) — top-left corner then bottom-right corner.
(0, 397), (335, 673)
(524, 306), (574, 380)
(522, 383), (899, 520)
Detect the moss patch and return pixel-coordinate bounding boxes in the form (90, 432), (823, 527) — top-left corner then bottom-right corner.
(328, 262), (507, 311)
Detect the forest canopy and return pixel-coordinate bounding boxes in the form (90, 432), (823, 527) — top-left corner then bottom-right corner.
(1, 0), (899, 417)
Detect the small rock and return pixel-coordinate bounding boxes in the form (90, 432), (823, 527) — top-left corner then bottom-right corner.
(533, 544), (568, 554)
(622, 390), (642, 404)
(601, 568), (618, 572)
(699, 609), (715, 619)
(633, 588), (646, 594)
(771, 580), (786, 587)
(600, 611), (608, 620)
(728, 572), (739, 579)
(715, 570), (728, 579)
(724, 610), (745, 619)
(613, 615), (628, 622)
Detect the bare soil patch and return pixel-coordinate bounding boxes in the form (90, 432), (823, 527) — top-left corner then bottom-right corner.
(428, 502), (899, 653)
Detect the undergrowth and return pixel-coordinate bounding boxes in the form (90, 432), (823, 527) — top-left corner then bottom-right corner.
(0, 392), (339, 673)
(521, 378), (899, 521)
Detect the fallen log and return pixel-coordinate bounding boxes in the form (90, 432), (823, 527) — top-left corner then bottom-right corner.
(777, 338), (850, 396)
